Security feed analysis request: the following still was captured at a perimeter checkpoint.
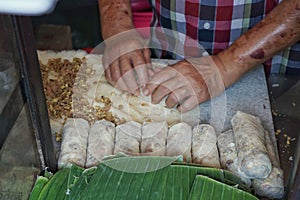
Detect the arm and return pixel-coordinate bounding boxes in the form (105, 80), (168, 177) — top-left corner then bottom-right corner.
(146, 0), (300, 112)
(218, 0), (300, 87)
(98, 0), (152, 95)
(99, 0), (133, 39)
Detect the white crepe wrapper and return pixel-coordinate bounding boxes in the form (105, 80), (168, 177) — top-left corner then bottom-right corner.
(217, 129), (252, 186)
(141, 121), (168, 156)
(114, 121), (142, 156)
(166, 122), (192, 162)
(85, 119), (115, 168)
(231, 111), (272, 178)
(58, 118), (89, 168)
(253, 131), (284, 199)
(192, 124), (221, 168)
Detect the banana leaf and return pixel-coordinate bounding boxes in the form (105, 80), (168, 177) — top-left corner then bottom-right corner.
(188, 175), (256, 200)
(36, 168), (70, 200)
(30, 156), (258, 200)
(164, 164), (250, 199)
(65, 167), (99, 199)
(163, 163), (251, 200)
(76, 157), (171, 199)
(30, 165), (85, 200)
(65, 165), (85, 194)
(29, 176), (49, 200)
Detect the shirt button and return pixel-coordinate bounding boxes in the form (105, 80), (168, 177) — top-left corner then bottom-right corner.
(204, 22), (210, 29)
(202, 51), (209, 56)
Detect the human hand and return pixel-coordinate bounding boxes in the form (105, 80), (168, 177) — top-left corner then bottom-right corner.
(102, 30), (152, 95)
(145, 55), (230, 112)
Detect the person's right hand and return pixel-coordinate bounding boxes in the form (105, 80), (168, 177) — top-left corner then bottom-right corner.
(102, 30), (152, 96)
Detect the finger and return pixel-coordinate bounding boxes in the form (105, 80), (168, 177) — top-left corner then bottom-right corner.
(143, 48), (153, 85)
(165, 87), (190, 108)
(131, 50), (149, 88)
(145, 67), (177, 95)
(102, 53), (112, 82)
(104, 65), (113, 83)
(177, 95), (199, 113)
(110, 59), (121, 83)
(151, 78), (184, 104)
(143, 48), (151, 65)
(148, 67), (163, 80)
(119, 55), (139, 95)
(148, 68), (155, 78)
(152, 67), (163, 73)
(110, 59), (128, 91)
(115, 77), (129, 92)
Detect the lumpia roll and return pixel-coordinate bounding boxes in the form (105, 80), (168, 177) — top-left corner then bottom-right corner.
(217, 129), (251, 186)
(166, 122), (192, 162)
(85, 119), (115, 168)
(114, 121), (142, 156)
(253, 131), (284, 199)
(192, 124), (221, 168)
(231, 111), (272, 179)
(58, 118), (89, 168)
(141, 121), (168, 156)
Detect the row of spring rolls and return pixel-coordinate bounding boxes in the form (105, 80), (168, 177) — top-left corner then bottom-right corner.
(58, 119), (221, 169)
(217, 111), (284, 199)
(57, 111), (283, 198)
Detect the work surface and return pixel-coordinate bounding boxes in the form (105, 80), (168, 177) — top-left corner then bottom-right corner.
(201, 65), (273, 134)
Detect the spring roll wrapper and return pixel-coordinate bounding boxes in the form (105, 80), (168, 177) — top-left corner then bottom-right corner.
(217, 130), (252, 186)
(253, 131), (284, 199)
(192, 124), (221, 168)
(85, 120), (115, 168)
(114, 121), (142, 156)
(231, 111), (272, 178)
(141, 121), (168, 156)
(58, 118), (89, 168)
(166, 122), (192, 162)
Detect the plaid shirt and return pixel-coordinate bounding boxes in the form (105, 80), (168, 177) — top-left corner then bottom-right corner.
(148, 0), (300, 74)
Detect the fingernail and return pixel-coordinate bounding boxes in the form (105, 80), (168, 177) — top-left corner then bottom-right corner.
(134, 89), (140, 96)
(144, 89), (149, 96)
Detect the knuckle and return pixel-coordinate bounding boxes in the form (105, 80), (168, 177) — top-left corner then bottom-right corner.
(120, 66), (132, 75)
(134, 56), (145, 65)
(158, 85), (170, 95)
(111, 72), (120, 81)
(134, 64), (147, 72)
(181, 87), (190, 96)
(168, 93), (178, 102)
(143, 48), (151, 57)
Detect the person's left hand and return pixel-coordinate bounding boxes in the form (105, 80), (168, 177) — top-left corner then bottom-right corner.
(144, 55), (228, 112)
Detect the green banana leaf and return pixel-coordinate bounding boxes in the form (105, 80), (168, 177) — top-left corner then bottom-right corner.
(188, 175), (256, 200)
(76, 158), (170, 200)
(29, 176), (49, 200)
(65, 165), (85, 194)
(65, 166), (100, 199)
(36, 168), (69, 200)
(165, 163), (251, 199)
(30, 156), (258, 200)
(30, 165), (84, 200)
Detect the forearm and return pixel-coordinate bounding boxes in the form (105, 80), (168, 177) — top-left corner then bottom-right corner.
(98, 0), (134, 39)
(218, 0), (300, 87)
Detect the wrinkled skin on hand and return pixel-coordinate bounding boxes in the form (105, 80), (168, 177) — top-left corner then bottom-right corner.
(102, 30), (153, 95)
(145, 55), (226, 112)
